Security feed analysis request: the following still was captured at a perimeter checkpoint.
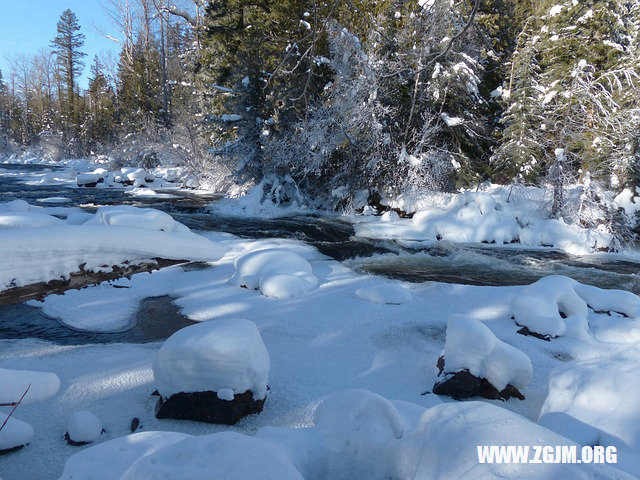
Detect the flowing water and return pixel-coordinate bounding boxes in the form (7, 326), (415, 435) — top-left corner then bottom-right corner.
(1, 163), (639, 344)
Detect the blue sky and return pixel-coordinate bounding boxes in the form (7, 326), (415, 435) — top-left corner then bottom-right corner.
(0, 1), (120, 88)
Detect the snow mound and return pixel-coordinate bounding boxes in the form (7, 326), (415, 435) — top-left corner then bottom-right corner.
(120, 431), (303, 480)
(66, 411), (103, 444)
(354, 187), (616, 254)
(511, 275), (640, 339)
(441, 314), (532, 391)
(153, 319), (270, 400)
(399, 401), (630, 480)
(85, 206), (190, 233)
(539, 365), (640, 473)
(229, 248), (318, 299)
(59, 431), (191, 480)
(0, 413), (34, 451)
(0, 367), (60, 405)
(355, 282), (413, 305)
(0, 211), (63, 229)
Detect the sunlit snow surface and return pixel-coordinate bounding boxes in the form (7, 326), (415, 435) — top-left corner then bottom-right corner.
(1, 161), (640, 479)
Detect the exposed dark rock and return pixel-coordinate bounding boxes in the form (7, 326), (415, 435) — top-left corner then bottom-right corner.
(0, 444), (26, 455)
(432, 356), (525, 401)
(64, 429), (106, 447)
(155, 390), (265, 425)
(516, 325), (552, 341)
(130, 417), (140, 433)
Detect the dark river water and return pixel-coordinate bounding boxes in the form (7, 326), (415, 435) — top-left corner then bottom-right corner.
(1, 163), (639, 344)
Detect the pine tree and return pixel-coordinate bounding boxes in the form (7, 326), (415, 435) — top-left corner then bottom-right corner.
(51, 9), (86, 142)
(84, 56), (116, 149)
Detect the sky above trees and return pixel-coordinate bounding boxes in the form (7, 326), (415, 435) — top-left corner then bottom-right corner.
(0, 0), (118, 88)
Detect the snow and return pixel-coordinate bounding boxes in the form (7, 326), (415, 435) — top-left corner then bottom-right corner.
(221, 114), (242, 122)
(355, 282), (413, 305)
(381, 210), (399, 222)
(229, 248), (318, 299)
(0, 367), (60, 405)
(66, 411), (103, 443)
(85, 206), (190, 233)
(440, 314), (532, 391)
(153, 318), (270, 400)
(0, 206), (223, 291)
(539, 364), (640, 473)
(76, 173), (102, 186)
(0, 413), (34, 451)
(0, 211), (63, 229)
(59, 432), (192, 480)
(120, 432), (304, 480)
(353, 186), (616, 254)
(399, 401), (630, 480)
(511, 275), (640, 340)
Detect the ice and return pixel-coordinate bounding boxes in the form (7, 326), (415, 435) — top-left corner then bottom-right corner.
(229, 248), (318, 299)
(539, 364), (640, 473)
(0, 413), (34, 451)
(441, 314), (532, 391)
(355, 282), (413, 305)
(59, 432), (191, 480)
(153, 318), (270, 400)
(66, 411), (103, 443)
(35, 197), (71, 204)
(0, 367), (60, 405)
(120, 432), (303, 480)
(511, 275), (640, 339)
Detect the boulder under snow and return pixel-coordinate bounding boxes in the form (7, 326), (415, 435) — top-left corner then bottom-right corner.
(153, 319), (270, 424)
(229, 248), (318, 299)
(511, 275), (640, 340)
(65, 411), (104, 446)
(433, 314), (532, 400)
(0, 413), (34, 454)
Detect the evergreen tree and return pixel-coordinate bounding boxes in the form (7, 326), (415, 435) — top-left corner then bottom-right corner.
(51, 9), (86, 141)
(84, 56), (116, 148)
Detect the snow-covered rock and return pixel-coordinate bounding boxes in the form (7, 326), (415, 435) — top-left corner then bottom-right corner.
(153, 319), (270, 423)
(229, 248), (318, 299)
(0, 367), (60, 405)
(154, 319), (269, 400)
(120, 432), (303, 480)
(0, 413), (34, 452)
(353, 187), (617, 254)
(539, 364), (640, 474)
(355, 282), (413, 305)
(85, 206), (190, 233)
(59, 431), (191, 480)
(76, 173), (102, 187)
(434, 314), (532, 398)
(511, 275), (640, 340)
(65, 411), (103, 445)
